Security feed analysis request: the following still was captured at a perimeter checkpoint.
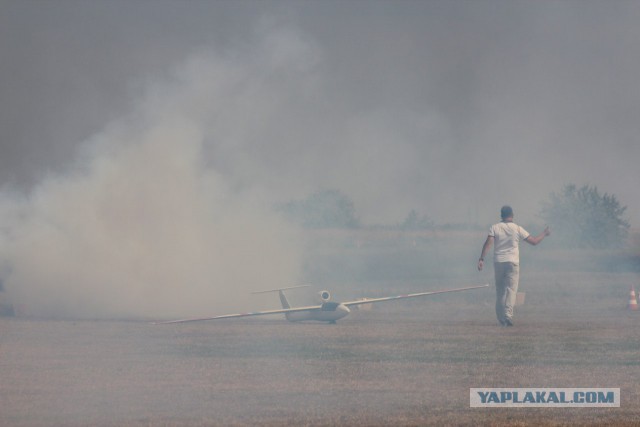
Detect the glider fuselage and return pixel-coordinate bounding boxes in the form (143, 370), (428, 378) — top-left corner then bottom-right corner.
(285, 302), (351, 322)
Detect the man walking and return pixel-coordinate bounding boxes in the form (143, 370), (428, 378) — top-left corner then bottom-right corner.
(478, 206), (550, 326)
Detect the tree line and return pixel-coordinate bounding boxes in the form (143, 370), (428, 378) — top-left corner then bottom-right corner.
(277, 185), (631, 249)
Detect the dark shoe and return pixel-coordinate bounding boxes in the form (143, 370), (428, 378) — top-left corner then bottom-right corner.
(504, 318), (514, 327)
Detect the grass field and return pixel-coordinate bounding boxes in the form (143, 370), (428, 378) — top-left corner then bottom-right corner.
(1, 231), (639, 426)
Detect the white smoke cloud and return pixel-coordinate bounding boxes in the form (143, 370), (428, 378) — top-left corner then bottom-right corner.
(0, 33), (313, 319)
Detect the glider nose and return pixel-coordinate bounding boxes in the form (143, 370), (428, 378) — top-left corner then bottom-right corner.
(338, 304), (350, 318)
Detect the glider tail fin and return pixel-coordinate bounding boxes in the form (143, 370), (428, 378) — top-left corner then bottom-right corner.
(251, 285), (311, 309)
(278, 290), (290, 309)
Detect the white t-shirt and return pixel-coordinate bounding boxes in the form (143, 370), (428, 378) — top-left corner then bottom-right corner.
(488, 222), (530, 264)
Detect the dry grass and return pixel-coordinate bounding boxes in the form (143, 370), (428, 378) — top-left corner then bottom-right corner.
(1, 277), (639, 426)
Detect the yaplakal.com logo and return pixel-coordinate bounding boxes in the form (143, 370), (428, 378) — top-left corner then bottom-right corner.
(470, 388), (620, 408)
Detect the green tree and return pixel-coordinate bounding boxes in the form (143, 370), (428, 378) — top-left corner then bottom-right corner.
(539, 184), (630, 249)
(278, 189), (360, 229)
(400, 210), (434, 230)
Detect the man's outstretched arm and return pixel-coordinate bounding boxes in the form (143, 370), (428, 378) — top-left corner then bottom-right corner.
(525, 226), (551, 246)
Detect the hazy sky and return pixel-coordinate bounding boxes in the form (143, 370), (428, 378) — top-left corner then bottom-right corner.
(2, 0), (640, 226)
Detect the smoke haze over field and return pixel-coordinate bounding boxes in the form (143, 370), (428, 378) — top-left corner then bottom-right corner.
(1, 1), (640, 317)
(0, 43), (308, 318)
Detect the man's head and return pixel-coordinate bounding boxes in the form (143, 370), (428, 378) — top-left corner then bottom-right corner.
(500, 205), (514, 220)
